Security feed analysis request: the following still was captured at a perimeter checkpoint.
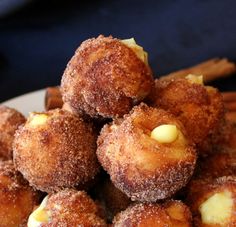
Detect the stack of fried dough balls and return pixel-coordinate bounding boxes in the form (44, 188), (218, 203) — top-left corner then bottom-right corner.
(2, 35), (234, 226)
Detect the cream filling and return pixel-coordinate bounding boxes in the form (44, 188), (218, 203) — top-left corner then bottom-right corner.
(151, 124), (178, 143)
(199, 191), (233, 225)
(28, 196), (50, 227)
(121, 38), (148, 65)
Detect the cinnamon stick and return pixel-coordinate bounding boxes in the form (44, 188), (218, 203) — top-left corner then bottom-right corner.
(45, 86), (63, 110)
(222, 92), (236, 111)
(224, 102), (236, 112)
(222, 92), (236, 103)
(225, 111), (236, 123)
(161, 58), (236, 83)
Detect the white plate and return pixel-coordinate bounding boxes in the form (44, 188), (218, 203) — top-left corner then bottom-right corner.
(1, 89), (45, 116)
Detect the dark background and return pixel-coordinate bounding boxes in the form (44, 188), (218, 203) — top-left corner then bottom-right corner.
(0, 0), (236, 102)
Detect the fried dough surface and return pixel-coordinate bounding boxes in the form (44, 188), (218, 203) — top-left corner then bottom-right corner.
(113, 200), (192, 227)
(97, 103), (196, 202)
(0, 160), (40, 227)
(61, 35), (153, 118)
(28, 189), (107, 227)
(149, 78), (224, 152)
(13, 109), (100, 193)
(0, 106), (25, 159)
(186, 176), (236, 226)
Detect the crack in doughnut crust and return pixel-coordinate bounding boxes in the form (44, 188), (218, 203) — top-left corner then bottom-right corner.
(28, 189), (107, 227)
(186, 176), (236, 226)
(148, 78), (224, 151)
(0, 160), (40, 227)
(97, 103), (197, 202)
(113, 200), (192, 227)
(13, 109), (100, 193)
(61, 35), (154, 118)
(0, 106), (25, 160)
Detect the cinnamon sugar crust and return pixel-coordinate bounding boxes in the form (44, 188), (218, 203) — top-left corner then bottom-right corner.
(0, 106), (25, 159)
(0, 160), (40, 227)
(97, 103), (197, 202)
(148, 78), (224, 150)
(13, 109), (100, 193)
(41, 189), (107, 226)
(61, 35), (153, 118)
(113, 200), (192, 227)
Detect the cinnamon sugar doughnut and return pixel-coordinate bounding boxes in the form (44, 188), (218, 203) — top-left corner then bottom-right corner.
(186, 176), (236, 226)
(13, 109), (100, 193)
(28, 189), (107, 226)
(149, 77), (224, 149)
(97, 103), (196, 202)
(0, 160), (40, 227)
(0, 106), (25, 159)
(113, 200), (192, 227)
(61, 35), (153, 118)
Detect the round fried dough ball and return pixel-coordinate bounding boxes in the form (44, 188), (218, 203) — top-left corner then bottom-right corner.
(13, 109), (100, 193)
(0, 160), (40, 227)
(61, 35), (153, 118)
(149, 76), (224, 146)
(113, 200), (192, 227)
(0, 106), (25, 159)
(28, 189), (107, 226)
(186, 176), (236, 226)
(97, 103), (197, 202)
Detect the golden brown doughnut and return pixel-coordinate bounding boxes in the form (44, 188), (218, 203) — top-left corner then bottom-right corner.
(148, 77), (224, 149)
(113, 200), (192, 227)
(97, 103), (197, 202)
(28, 189), (107, 226)
(0, 160), (40, 227)
(0, 106), (25, 159)
(186, 176), (236, 226)
(61, 35), (153, 118)
(13, 109), (100, 193)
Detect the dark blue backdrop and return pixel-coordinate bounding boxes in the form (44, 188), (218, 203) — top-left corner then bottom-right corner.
(0, 0), (236, 102)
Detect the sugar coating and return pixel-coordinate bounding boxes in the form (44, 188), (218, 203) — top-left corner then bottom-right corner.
(113, 200), (192, 226)
(0, 160), (40, 227)
(38, 189), (107, 226)
(186, 176), (236, 226)
(97, 103), (197, 202)
(148, 78), (224, 150)
(13, 109), (100, 193)
(0, 106), (26, 159)
(61, 35), (154, 118)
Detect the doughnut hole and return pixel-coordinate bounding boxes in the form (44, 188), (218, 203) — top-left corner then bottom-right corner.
(61, 35), (153, 118)
(28, 189), (107, 226)
(97, 103), (196, 202)
(13, 109), (100, 193)
(0, 160), (40, 227)
(0, 106), (25, 159)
